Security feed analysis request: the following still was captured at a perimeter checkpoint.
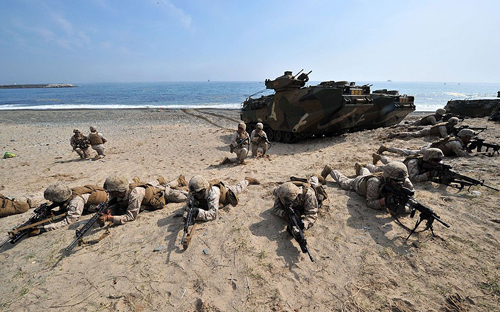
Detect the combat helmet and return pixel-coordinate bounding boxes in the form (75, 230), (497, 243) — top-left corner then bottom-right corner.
(238, 122), (246, 131)
(436, 108), (446, 115)
(90, 126), (97, 132)
(44, 183), (72, 203)
(189, 175), (210, 193)
(382, 162), (408, 182)
(256, 122), (263, 130)
(277, 182), (301, 205)
(73, 129), (80, 134)
(457, 129), (477, 138)
(448, 117), (459, 125)
(422, 148), (444, 162)
(104, 175), (129, 192)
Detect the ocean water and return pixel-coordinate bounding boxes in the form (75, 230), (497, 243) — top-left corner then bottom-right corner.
(0, 81), (498, 111)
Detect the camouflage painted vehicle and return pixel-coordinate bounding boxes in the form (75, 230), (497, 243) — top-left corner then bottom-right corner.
(240, 70), (374, 142)
(445, 98), (500, 118)
(353, 89), (415, 130)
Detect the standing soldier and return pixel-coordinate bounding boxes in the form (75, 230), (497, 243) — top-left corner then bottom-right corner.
(228, 122), (250, 164)
(99, 175), (187, 225)
(88, 126), (107, 158)
(184, 175), (259, 222)
(70, 129), (91, 159)
(250, 123), (269, 157)
(37, 183), (108, 233)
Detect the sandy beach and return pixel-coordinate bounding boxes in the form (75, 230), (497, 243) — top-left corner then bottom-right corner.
(0, 109), (499, 311)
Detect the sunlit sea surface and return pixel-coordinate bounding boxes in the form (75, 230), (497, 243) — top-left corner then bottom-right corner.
(0, 81), (498, 111)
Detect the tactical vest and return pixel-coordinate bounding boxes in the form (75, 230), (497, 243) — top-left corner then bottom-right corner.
(126, 182), (166, 210)
(74, 135), (90, 149)
(236, 132), (249, 145)
(59, 185), (108, 211)
(430, 136), (457, 156)
(403, 156), (425, 175)
(88, 132), (103, 145)
(290, 179), (328, 206)
(357, 172), (384, 196)
(429, 122), (449, 135)
(0, 194), (30, 218)
(196, 180), (238, 210)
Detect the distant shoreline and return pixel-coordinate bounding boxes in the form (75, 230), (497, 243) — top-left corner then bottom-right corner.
(0, 83), (76, 89)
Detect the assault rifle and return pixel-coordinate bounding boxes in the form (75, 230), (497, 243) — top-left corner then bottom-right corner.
(1, 203), (62, 248)
(181, 197), (197, 250)
(422, 163), (499, 192)
(230, 136), (249, 153)
(383, 184), (450, 240)
(285, 204), (314, 262)
(453, 125), (487, 135)
(256, 132), (272, 148)
(468, 138), (500, 156)
(65, 201), (109, 252)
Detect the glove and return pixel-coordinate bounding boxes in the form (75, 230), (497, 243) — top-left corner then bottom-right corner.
(29, 227), (45, 236)
(97, 211), (113, 226)
(286, 225), (300, 239)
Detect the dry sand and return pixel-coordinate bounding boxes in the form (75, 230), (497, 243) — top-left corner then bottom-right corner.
(0, 109), (499, 311)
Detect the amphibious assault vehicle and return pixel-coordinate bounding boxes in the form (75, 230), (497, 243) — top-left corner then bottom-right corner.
(353, 89), (415, 130)
(241, 70), (375, 142)
(445, 96), (500, 118)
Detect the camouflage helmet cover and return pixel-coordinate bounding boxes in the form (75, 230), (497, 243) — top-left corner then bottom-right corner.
(276, 182), (300, 205)
(256, 122), (264, 130)
(436, 108), (446, 115)
(104, 175), (129, 192)
(189, 175), (210, 192)
(90, 126), (97, 132)
(422, 148), (444, 162)
(44, 183), (72, 202)
(448, 117), (459, 125)
(457, 129), (477, 138)
(383, 162), (409, 181)
(238, 122), (246, 131)
(73, 129), (80, 133)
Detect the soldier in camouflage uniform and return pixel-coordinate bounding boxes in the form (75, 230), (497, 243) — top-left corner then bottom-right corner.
(88, 126), (107, 158)
(250, 123), (269, 157)
(99, 175), (188, 225)
(370, 148), (445, 182)
(230, 122), (250, 164)
(70, 129), (91, 159)
(271, 176), (323, 237)
(184, 175), (260, 222)
(0, 194), (32, 218)
(378, 129), (476, 158)
(321, 162), (413, 211)
(396, 108), (446, 127)
(37, 182), (109, 232)
(388, 117), (459, 139)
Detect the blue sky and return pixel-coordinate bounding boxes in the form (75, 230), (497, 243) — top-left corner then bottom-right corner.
(1, 0), (499, 84)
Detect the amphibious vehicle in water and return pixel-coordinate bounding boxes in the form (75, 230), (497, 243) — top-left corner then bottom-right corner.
(241, 70), (375, 142)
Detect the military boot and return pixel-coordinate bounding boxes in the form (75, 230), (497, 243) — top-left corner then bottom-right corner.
(314, 174), (326, 185)
(245, 177), (260, 185)
(157, 176), (167, 185)
(321, 165), (333, 179)
(132, 176), (141, 184)
(177, 175), (187, 187)
(220, 157), (232, 165)
(354, 162), (366, 176)
(377, 145), (387, 154)
(372, 153), (382, 165)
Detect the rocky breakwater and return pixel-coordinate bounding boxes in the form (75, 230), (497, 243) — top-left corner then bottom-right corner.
(0, 83), (76, 89)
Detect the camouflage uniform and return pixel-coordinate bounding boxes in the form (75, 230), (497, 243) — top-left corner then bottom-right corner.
(108, 178), (187, 225)
(327, 165), (413, 210)
(42, 183), (108, 231)
(390, 119), (458, 139)
(70, 130), (91, 159)
(88, 126), (107, 157)
(368, 156), (431, 182)
(187, 179), (251, 222)
(250, 128), (269, 157)
(231, 131), (249, 162)
(271, 176), (320, 230)
(408, 109), (446, 126)
(0, 195), (31, 218)
(381, 137), (469, 158)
